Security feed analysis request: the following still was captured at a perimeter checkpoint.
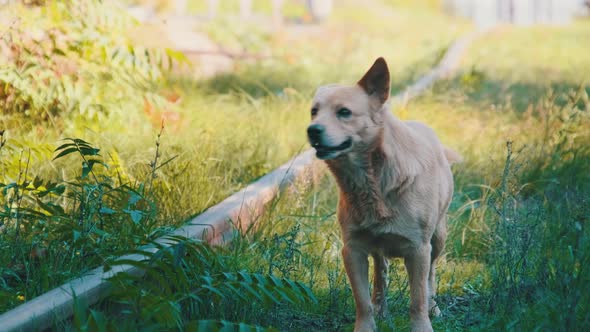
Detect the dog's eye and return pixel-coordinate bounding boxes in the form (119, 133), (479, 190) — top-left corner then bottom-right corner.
(337, 107), (352, 118)
(311, 107), (318, 117)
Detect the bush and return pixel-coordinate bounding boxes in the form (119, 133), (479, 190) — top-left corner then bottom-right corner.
(0, 137), (162, 312)
(0, 0), (180, 121)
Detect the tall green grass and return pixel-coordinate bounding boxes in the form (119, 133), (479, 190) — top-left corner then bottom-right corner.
(0, 0), (468, 317)
(75, 21), (589, 330)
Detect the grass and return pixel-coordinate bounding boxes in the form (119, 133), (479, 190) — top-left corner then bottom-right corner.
(451, 20), (590, 113)
(1, 0), (589, 331)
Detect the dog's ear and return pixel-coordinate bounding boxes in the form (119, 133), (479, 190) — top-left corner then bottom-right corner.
(358, 57), (390, 104)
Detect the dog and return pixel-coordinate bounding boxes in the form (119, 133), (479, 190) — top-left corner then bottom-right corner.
(307, 58), (461, 332)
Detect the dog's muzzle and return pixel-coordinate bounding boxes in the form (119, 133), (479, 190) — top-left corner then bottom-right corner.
(307, 124), (352, 159)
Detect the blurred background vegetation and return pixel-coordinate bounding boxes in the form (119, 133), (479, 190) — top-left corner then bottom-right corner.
(0, 0), (589, 330)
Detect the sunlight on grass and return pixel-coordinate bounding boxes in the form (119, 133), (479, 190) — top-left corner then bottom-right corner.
(1, 0), (589, 330)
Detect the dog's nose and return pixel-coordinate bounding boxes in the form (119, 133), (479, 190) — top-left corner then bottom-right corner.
(307, 124), (324, 141)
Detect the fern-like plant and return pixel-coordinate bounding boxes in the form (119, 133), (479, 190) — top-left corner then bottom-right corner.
(99, 235), (317, 330)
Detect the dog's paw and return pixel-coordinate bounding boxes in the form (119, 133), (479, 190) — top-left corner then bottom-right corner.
(429, 305), (441, 318)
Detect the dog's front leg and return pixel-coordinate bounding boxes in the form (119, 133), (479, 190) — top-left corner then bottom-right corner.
(404, 245), (433, 332)
(343, 245), (375, 332)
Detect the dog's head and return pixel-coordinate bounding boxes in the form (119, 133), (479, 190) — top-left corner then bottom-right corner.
(307, 57), (390, 160)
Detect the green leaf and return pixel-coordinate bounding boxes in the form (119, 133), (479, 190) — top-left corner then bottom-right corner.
(53, 147), (79, 160)
(165, 48), (189, 65)
(187, 320), (275, 332)
(87, 159), (108, 173)
(99, 206), (116, 215)
(55, 142), (77, 151)
(82, 161), (91, 178)
(154, 155), (179, 171)
(72, 138), (92, 146)
(124, 209), (143, 224)
(2, 182), (17, 195)
(88, 309), (109, 332)
(72, 297), (88, 331)
(201, 284), (226, 299)
(35, 198), (64, 216)
(128, 192), (142, 206)
(52, 48), (67, 56)
(79, 147), (101, 156)
(32, 176), (43, 188)
(91, 228), (109, 238)
(54, 185), (66, 195)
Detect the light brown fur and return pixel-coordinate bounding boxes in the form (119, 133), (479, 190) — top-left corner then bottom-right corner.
(307, 58), (460, 332)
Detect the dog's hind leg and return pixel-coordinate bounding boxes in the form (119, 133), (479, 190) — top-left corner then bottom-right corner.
(429, 216), (447, 317)
(371, 253), (389, 319)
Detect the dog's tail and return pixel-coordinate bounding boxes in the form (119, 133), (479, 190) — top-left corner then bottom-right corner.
(443, 146), (463, 164)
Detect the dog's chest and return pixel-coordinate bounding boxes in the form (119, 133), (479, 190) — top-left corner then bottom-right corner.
(347, 227), (414, 258)
(330, 154), (426, 254)
(339, 196), (423, 257)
